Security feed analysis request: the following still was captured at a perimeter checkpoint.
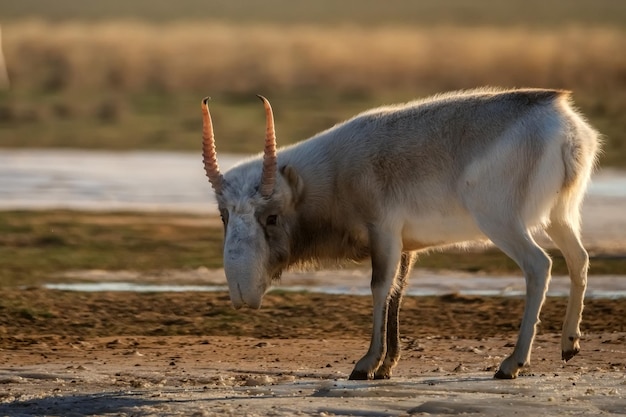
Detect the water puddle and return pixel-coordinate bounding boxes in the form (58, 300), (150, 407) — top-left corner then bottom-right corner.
(43, 269), (626, 298)
(44, 282), (228, 293)
(1, 150), (625, 212)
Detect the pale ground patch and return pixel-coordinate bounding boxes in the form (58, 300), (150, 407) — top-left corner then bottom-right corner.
(1, 334), (625, 416)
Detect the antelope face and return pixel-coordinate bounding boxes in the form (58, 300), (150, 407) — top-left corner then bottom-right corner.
(220, 203), (273, 309)
(217, 180), (294, 309)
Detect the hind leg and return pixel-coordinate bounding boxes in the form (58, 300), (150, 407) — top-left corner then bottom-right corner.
(545, 221), (589, 361)
(474, 216), (553, 379)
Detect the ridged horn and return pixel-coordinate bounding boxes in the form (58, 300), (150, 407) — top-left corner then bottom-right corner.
(257, 95), (277, 197)
(201, 97), (225, 195)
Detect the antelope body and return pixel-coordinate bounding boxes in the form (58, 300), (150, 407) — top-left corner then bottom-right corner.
(201, 88), (600, 379)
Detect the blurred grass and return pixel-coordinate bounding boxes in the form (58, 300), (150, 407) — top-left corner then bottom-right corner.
(0, 5), (624, 289)
(0, 211), (623, 287)
(1, 21), (625, 166)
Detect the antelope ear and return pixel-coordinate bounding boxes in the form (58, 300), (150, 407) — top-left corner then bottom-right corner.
(280, 165), (304, 204)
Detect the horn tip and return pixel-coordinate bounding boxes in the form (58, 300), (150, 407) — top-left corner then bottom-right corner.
(202, 96), (211, 105)
(256, 94), (267, 102)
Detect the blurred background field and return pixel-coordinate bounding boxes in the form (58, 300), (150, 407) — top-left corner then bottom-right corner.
(1, 1), (625, 287)
(1, 0), (625, 165)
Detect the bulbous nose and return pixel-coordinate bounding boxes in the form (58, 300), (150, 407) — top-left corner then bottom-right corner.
(227, 280), (263, 310)
(229, 292), (262, 310)
(222, 214), (267, 310)
(241, 295), (262, 309)
(230, 296), (244, 310)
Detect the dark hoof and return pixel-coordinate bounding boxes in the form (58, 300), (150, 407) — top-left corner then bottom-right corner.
(348, 370), (370, 380)
(494, 369), (516, 380)
(562, 348), (580, 362)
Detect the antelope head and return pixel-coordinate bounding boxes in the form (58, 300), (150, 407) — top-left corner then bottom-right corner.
(202, 96), (302, 309)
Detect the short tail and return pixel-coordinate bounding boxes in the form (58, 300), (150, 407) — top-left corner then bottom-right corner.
(555, 96), (601, 231)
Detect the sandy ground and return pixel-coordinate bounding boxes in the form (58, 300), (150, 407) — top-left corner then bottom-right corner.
(1, 334), (625, 416)
(0, 291), (625, 416)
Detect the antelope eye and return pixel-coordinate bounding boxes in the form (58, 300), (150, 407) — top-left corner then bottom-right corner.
(266, 214), (278, 226)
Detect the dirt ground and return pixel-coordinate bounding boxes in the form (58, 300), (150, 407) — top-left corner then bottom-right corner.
(1, 290), (625, 416)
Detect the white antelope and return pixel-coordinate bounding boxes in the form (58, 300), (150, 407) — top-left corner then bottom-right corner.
(201, 88), (600, 379)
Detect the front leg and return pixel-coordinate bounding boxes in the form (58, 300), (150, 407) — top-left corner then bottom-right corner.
(349, 229), (402, 380)
(374, 251), (416, 379)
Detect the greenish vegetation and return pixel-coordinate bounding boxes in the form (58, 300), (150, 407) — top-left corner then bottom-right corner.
(0, 211), (224, 286)
(0, 211), (623, 287)
(2, 0), (625, 27)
